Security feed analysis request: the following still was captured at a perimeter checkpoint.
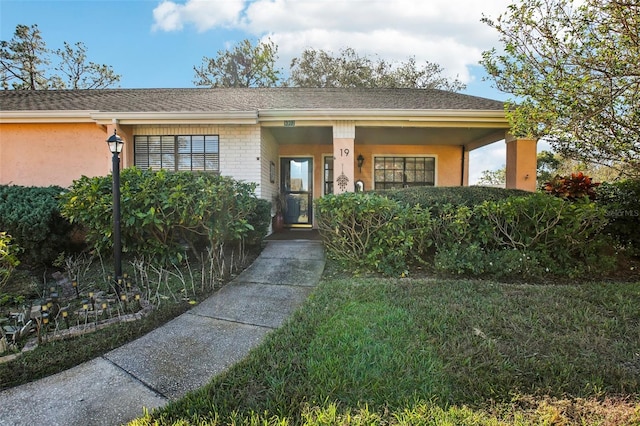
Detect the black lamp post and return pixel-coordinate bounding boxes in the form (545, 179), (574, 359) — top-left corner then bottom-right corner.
(106, 130), (124, 285)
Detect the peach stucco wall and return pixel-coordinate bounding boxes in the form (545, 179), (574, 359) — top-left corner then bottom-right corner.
(0, 123), (112, 188)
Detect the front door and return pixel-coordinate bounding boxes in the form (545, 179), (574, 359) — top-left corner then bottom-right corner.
(280, 157), (313, 226)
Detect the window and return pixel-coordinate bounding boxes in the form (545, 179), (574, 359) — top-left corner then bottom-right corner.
(134, 135), (219, 172)
(374, 156), (435, 189)
(323, 156), (334, 195)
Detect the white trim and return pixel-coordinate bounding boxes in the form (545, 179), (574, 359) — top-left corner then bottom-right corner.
(91, 111), (258, 125)
(1, 108), (507, 127)
(0, 110), (98, 123)
(259, 109), (508, 124)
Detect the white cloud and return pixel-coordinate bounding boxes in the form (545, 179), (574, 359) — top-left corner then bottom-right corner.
(152, 0), (511, 82)
(152, 0), (245, 32)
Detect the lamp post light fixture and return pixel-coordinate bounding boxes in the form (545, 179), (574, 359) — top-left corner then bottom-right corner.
(357, 154), (365, 173)
(106, 130), (124, 291)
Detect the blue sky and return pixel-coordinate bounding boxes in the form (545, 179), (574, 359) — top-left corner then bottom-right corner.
(1, 0), (526, 180)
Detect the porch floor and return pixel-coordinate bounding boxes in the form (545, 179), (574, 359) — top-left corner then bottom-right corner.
(265, 228), (321, 241)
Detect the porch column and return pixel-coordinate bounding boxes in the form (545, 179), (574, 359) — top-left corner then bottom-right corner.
(332, 121), (356, 194)
(505, 134), (537, 192)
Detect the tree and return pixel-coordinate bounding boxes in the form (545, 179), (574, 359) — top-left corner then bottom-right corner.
(52, 42), (120, 89)
(536, 150), (563, 188)
(477, 166), (506, 187)
(0, 24), (49, 90)
(194, 38), (281, 88)
(289, 47), (465, 90)
(481, 0), (640, 177)
(1, 24), (121, 90)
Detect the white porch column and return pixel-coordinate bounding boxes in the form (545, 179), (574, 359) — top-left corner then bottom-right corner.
(333, 121), (356, 194)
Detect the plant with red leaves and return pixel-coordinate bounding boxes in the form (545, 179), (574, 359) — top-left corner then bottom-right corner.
(544, 172), (600, 200)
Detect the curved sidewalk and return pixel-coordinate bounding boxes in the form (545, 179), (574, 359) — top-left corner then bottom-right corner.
(0, 240), (325, 426)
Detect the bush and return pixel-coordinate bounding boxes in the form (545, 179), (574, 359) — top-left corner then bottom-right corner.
(544, 172), (600, 200)
(0, 185), (73, 265)
(375, 185), (530, 213)
(435, 194), (614, 278)
(597, 179), (640, 254)
(320, 189), (614, 279)
(316, 192), (434, 276)
(245, 198), (272, 246)
(0, 232), (20, 289)
(60, 168), (264, 264)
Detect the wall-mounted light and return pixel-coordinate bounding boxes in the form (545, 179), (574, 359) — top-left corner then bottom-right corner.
(357, 154), (365, 172)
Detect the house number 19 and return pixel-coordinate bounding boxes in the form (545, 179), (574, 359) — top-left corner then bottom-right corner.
(340, 148), (350, 157)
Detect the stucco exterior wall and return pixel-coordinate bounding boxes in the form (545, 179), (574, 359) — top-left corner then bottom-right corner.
(0, 123), (110, 187)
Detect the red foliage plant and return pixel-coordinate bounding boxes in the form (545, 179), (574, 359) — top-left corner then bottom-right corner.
(543, 172), (600, 200)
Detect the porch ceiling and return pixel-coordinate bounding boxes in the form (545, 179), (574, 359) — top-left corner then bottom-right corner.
(266, 126), (505, 148)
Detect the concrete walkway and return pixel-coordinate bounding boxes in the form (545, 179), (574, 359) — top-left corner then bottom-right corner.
(0, 240), (325, 426)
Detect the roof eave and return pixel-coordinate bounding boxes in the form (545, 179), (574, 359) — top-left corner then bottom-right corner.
(0, 110), (98, 123)
(90, 111), (259, 125)
(0, 110), (260, 125)
(258, 108), (508, 123)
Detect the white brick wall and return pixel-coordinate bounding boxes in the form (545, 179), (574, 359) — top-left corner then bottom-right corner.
(132, 123), (263, 189)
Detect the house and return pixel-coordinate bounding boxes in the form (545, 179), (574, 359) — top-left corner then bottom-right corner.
(0, 87), (537, 228)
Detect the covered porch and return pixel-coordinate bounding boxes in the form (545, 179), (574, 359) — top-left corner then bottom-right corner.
(263, 120), (537, 228)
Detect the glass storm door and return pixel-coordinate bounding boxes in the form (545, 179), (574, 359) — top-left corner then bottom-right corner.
(280, 158), (313, 226)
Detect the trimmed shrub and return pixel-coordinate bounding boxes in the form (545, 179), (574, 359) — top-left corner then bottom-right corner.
(476, 194), (612, 277)
(0, 185), (73, 265)
(319, 190), (614, 279)
(316, 192), (434, 276)
(597, 179), (640, 254)
(60, 168), (264, 264)
(375, 185), (530, 213)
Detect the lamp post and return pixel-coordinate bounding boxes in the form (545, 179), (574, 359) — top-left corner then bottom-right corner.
(106, 130), (124, 288)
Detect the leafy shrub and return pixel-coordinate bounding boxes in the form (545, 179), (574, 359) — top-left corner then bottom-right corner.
(316, 192), (434, 276)
(543, 172), (599, 200)
(60, 168), (263, 264)
(375, 185), (530, 214)
(245, 198), (272, 246)
(440, 194), (613, 278)
(0, 185), (73, 265)
(597, 179), (640, 254)
(0, 232), (20, 289)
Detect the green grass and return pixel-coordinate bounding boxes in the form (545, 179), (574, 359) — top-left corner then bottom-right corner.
(131, 273), (640, 425)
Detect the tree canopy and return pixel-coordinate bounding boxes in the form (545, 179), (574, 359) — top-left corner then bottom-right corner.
(193, 40), (465, 91)
(481, 0), (640, 177)
(1, 24), (121, 90)
(289, 47), (465, 91)
(193, 38), (281, 88)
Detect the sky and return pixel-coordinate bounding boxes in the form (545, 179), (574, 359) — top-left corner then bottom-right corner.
(0, 0), (541, 182)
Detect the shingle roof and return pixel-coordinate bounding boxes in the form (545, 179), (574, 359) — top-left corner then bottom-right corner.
(0, 88), (504, 112)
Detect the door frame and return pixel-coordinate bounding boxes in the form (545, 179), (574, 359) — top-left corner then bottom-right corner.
(280, 157), (313, 227)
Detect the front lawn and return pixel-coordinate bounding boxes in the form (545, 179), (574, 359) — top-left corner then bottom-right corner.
(132, 271), (640, 425)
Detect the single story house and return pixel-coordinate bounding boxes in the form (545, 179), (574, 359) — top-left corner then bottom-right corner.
(0, 88), (537, 228)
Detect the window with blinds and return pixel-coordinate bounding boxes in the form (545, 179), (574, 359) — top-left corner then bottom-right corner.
(374, 156), (435, 189)
(134, 135), (220, 172)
